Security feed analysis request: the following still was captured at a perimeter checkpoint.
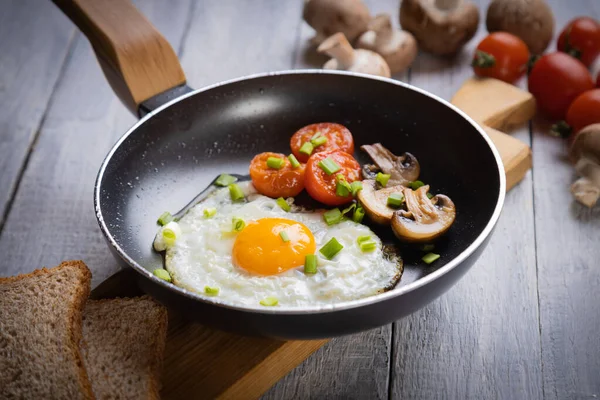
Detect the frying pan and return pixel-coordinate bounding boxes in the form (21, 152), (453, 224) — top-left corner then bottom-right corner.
(53, 0), (505, 339)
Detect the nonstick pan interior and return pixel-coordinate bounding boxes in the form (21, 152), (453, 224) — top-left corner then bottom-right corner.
(96, 71), (503, 324)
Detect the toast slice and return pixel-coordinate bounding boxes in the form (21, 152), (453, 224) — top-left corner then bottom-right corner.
(0, 260), (94, 399)
(81, 296), (168, 400)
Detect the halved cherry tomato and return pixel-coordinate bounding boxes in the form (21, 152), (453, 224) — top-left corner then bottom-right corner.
(305, 150), (361, 206)
(290, 123), (354, 163)
(472, 32), (530, 83)
(528, 52), (594, 120)
(249, 152), (305, 198)
(565, 89), (600, 140)
(557, 17), (600, 67)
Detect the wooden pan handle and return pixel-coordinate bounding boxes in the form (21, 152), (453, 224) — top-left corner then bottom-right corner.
(52, 0), (187, 114)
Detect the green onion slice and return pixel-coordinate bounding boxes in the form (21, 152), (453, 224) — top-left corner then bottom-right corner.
(276, 197), (291, 212)
(323, 208), (343, 225)
(387, 192), (405, 208)
(409, 180), (425, 190)
(304, 254), (317, 274)
(359, 240), (377, 252)
(318, 157), (341, 175)
(310, 132), (322, 140)
(157, 211), (173, 226)
(162, 228), (177, 246)
(350, 181), (363, 196)
(422, 252), (440, 264)
(336, 181), (350, 197)
(427, 192), (434, 199)
(229, 183), (245, 202)
(299, 142), (314, 156)
(376, 172), (391, 187)
(356, 235), (371, 244)
(266, 156), (284, 169)
(288, 154), (300, 168)
(311, 135), (328, 147)
(215, 173), (238, 187)
(204, 286), (220, 296)
(353, 206), (365, 223)
(341, 203), (356, 216)
(260, 297), (279, 306)
(421, 244), (435, 252)
(279, 231), (290, 242)
(319, 237), (344, 260)
(153, 268), (172, 282)
(232, 217), (246, 232)
(203, 207), (217, 218)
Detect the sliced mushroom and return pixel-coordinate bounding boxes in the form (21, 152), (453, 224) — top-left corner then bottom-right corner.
(357, 179), (407, 224)
(391, 185), (456, 243)
(360, 143), (420, 185)
(569, 123), (600, 208)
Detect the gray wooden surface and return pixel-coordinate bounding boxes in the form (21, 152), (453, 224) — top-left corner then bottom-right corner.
(0, 0), (598, 399)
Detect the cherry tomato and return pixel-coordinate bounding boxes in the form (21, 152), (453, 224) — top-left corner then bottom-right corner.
(557, 17), (600, 67)
(565, 89), (600, 139)
(472, 32), (530, 83)
(528, 52), (594, 120)
(249, 152), (305, 198)
(290, 123), (354, 163)
(304, 150), (361, 206)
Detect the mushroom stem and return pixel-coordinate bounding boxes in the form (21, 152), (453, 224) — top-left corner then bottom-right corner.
(317, 33), (355, 70)
(435, 0), (461, 11)
(369, 14), (394, 48)
(571, 157), (600, 207)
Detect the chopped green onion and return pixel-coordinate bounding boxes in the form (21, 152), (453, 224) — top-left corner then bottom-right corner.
(311, 136), (328, 147)
(376, 172), (391, 187)
(276, 197), (291, 212)
(422, 252), (440, 264)
(162, 228), (177, 246)
(215, 173), (238, 187)
(353, 206), (365, 223)
(427, 192), (434, 199)
(153, 268), (172, 282)
(229, 183), (245, 202)
(304, 254), (317, 274)
(323, 208), (343, 225)
(356, 235), (371, 244)
(387, 192), (405, 208)
(204, 286), (220, 296)
(318, 157), (341, 175)
(310, 132), (322, 140)
(350, 181), (363, 196)
(279, 231), (290, 242)
(319, 237), (344, 260)
(299, 142), (314, 156)
(341, 203), (356, 216)
(260, 297), (278, 306)
(288, 154), (300, 169)
(336, 181), (351, 197)
(266, 156), (284, 169)
(409, 180), (425, 190)
(232, 217), (246, 232)
(359, 240), (377, 252)
(203, 207), (217, 218)
(157, 211), (173, 226)
(421, 244), (435, 252)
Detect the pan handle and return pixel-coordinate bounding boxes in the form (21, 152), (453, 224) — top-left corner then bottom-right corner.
(52, 0), (190, 116)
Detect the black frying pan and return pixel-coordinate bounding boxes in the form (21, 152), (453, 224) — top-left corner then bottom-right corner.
(54, 0), (505, 339)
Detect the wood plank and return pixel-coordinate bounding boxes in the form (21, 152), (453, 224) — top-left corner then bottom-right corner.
(390, 0), (543, 398)
(0, 0), (74, 226)
(533, 1), (600, 399)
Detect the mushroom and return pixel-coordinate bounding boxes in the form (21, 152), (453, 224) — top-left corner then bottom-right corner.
(318, 33), (391, 78)
(302, 0), (372, 46)
(569, 123), (600, 208)
(356, 13), (418, 74)
(391, 185), (456, 243)
(486, 0), (554, 54)
(357, 180), (407, 224)
(399, 0), (480, 56)
(360, 143), (420, 185)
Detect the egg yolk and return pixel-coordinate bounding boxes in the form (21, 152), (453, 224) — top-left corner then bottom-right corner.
(232, 218), (316, 275)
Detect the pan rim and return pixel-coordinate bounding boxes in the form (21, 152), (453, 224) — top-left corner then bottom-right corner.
(94, 69), (506, 315)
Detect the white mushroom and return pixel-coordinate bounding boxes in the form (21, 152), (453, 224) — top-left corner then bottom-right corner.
(318, 33), (391, 78)
(356, 14), (418, 74)
(569, 124), (600, 208)
(303, 0), (371, 46)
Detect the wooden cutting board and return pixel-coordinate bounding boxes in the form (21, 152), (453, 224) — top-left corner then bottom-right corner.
(92, 76), (536, 400)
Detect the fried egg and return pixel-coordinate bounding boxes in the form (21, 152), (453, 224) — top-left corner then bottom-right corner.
(154, 181), (402, 308)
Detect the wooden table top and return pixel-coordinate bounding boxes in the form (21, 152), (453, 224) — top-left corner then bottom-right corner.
(1, 0), (599, 398)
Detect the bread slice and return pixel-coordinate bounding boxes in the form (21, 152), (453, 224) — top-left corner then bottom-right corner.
(0, 260), (94, 399)
(81, 296), (168, 400)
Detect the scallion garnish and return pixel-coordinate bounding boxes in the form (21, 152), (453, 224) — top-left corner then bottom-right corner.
(162, 228), (177, 246)
(427, 192), (434, 199)
(323, 208), (343, 225)
(215, 173), (238, 187)
(299, 142), (314, 156)
(229, 183), (245, 202)
(288, 154), (300, 169)
(266, 156), (284, 169)
(356, 235), (371, 244)
(353, 206), (365, 223)
(279, 231), (290, 242)
(387, 192), (405, 208)
(276, 197), (291, 212)
(359, 240), (377, 252)
(350, 181), (363, 196)
(304, 254), (317, 274)
(157, 211), (173, 226)
(153, 268), (172, 282)
(310, 132), (322, 140)
(421, 244), (435, 252)
(203, 207), (217, 218)
(422, 252), (440, 264)
(204, 286), (220, 296)
(336, 181), (350, 197)
(260, 297), (279, 306)
(341, 203), (356, 216)
(232, 217), (246, 232)
(311, 135), (327, 147)
(319, 237), (344, 260)
(376, 172), (391, 187)
(409, 180), (425, 190)
(318, 157), (341, 175)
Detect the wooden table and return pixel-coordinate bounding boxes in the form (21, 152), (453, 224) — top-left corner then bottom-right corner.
(1, 0), (599, 398)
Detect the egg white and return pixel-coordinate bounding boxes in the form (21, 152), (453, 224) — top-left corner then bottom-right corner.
(154, 181), (402, 307)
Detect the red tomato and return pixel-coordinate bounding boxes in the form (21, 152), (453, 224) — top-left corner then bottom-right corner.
(528, 52), (594, 120)
(290, 123), (354, 163)
(472, 32), (530, 83)
(557, 17), (600, 67)
(249, 152), (305, 198)
(565, 89), (600, 139)
(304, 150), (361, 206)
